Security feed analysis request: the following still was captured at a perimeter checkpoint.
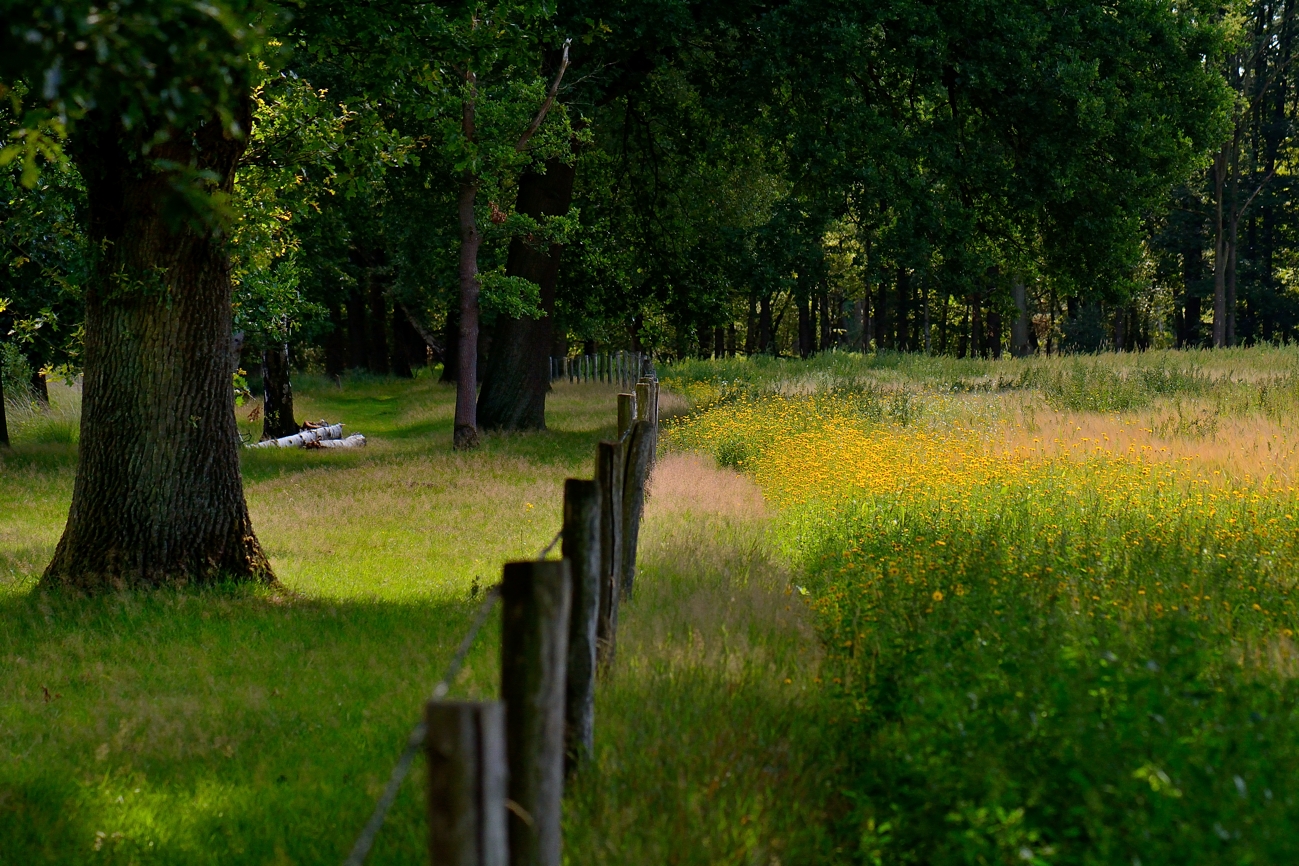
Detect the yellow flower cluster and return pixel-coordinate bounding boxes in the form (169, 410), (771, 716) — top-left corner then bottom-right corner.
(668, 393), (1299, 639)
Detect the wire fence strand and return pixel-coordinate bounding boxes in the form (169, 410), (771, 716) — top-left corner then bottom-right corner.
(537, 529), (563, 560)
(343, 584), (503, 866)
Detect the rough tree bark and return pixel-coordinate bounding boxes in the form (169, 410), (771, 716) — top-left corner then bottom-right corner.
(477, 159), (576, 431)
(261, 342), (298, 440)
(42, 107), (272, 590)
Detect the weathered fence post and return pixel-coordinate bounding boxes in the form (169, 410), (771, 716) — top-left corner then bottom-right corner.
(617, 392), (636, 440)
(425, 701), (508, 866)
(560, 479), (600, 773)
(619, 385), (657, 598)
(500, 560), (571, 866)
(594, 441), (623, 668)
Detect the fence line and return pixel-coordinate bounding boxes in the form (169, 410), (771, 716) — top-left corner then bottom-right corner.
(549, 352), (655, 388)
(344, 374), (659, 866)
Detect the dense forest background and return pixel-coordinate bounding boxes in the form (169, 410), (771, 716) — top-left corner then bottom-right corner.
(3, 0), (1297, 408)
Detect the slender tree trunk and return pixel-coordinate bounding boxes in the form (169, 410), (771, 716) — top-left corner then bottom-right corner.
(261, 342), (298, 440)
(744, 295), (756, 355)
(477, 160), (576, 431)
(1227, 212), (1240, 346)
(0, 373), (9, 447)
(391, 304), (423, 376)
(797, 293), (813, 358)
(895, 268), (910, 350)
(366, 271), (389, 375)
(346, 287), (368, 370)
(42, 108), (271, 590)
(938, 291), (950, 355)
(870, 279), (885, 349)
(1011, 277), (1030, 357)
(456, 169), (482, 449)
(31, 369), (49, 406)
(1212, 147), (1228, 347)
(758, 294), (773, 353)
(453, 70), (483, 450)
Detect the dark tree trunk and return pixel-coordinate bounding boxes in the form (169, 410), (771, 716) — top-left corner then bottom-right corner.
(478, 160), (577, 431)
(261, 343), (298, 440)
(390, 304), (414, 378)
(971, 295), (985, 357)
(726, 323), (736, 357)
(42, 108), (271, 590)
(0, 374), (8, 447)
(713, 326), (725, 359)
(758, 294), (773, 353)
(346, 288), (368, 370)
(31, 369), (49, 406)
(455, 170), (482, 449)
(874, 279), (889, 349)
(744, 295), (756, 355)
(819, 292), (832, 350)
(367, 272), (389, 375)
(797, 293), (813, 358)
(986, 308), (1003, 359)
(895, 269), (910, 350)
(325, 304), (346, 382)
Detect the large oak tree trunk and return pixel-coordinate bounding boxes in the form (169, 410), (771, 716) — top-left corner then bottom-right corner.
(477, 160), (577, 431)
(42, 110), (271, 590)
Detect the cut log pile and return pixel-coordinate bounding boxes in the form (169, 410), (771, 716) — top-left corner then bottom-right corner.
(248, 421), (368, 449)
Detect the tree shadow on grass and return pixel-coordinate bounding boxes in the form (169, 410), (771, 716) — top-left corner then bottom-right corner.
(0, 584), (502, 866)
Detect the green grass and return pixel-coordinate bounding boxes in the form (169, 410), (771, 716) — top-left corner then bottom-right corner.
(0, 372), (828, 864)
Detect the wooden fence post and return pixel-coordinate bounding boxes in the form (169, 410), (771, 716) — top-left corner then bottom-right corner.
(426, 701), (508, 866)
(594, 441), (623, 668)
(619, 384), (657, 598)
(617, 392), (636, 440)
(560, 479), (600, 772)
(500, 560), (572, 866)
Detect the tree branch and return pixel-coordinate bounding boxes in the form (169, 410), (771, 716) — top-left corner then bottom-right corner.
(516, 39), (572, 152)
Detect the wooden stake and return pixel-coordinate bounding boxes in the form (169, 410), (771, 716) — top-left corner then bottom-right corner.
(500, 560), (571, 866)
(617, 393), (636, 440)
(595, 441), (623, 668)
(619, 420), (653, 598)
(561, 479), (600, 773)
(425, 701), (508, 866)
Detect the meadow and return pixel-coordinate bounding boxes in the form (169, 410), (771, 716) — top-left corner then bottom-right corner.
(8, 346), (1299, 865)
(665, 346), (1299, 864)
(0, 374), (828, 864)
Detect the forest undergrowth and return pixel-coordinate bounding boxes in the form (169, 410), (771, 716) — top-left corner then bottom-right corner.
(666, 346), (1299, 864)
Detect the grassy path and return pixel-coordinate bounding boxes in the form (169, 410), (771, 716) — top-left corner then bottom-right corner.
(0, 375), (827, 864)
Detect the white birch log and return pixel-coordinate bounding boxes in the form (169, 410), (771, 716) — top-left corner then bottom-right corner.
(249, 423), (344, 448)
(314, 434), (367, 448)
